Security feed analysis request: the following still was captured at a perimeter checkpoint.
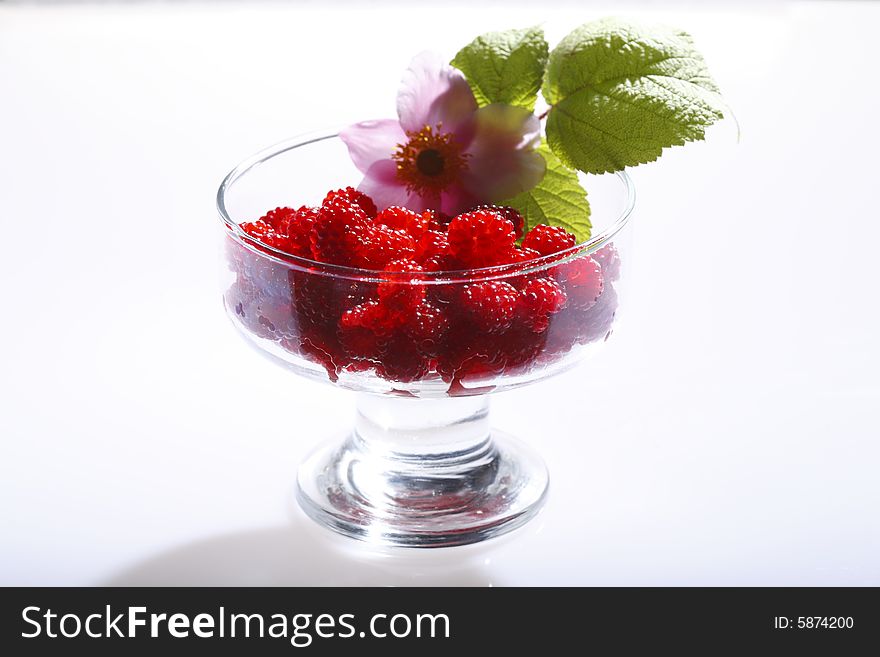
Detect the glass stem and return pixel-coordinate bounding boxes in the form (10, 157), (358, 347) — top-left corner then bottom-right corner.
(347, 394), (497, 510)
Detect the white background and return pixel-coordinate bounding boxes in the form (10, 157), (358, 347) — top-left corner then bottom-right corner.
(1, 0), (878, 585)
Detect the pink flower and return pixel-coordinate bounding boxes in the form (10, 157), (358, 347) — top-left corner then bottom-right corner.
(339, 52), (545, 216)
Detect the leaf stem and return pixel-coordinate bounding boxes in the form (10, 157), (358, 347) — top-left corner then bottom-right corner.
(537, 107), (551, 121)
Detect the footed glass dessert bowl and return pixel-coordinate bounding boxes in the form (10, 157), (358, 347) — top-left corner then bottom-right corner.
(217, 130), (634, 547)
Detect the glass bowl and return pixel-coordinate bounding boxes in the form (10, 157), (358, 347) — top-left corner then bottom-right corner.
(217, 129), (634, 547)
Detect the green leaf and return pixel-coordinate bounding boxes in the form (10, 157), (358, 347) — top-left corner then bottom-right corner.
(543, 18), (725, 174)
(451, 26), (549, 111)
(502, 143), (592, 243)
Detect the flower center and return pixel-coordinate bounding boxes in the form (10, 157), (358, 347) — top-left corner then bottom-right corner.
(393, 125), (468, 197)
(416, 149), (445, 176)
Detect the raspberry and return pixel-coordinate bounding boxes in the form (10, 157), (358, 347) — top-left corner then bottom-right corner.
(421, 253), (461, 273)
(377, 259), (425, 320)
(500, 325), (547, 371)
(435, 321), (545, 386)
(339, 301), (394, 360)
(323, 187), (377, 218)
(336, 279), (377, 312)
(435, 324), (485, 383)
(578, 284), (618, 343)
(437, 327), (510, 388)
(252, 300), (298, 341)
(291, 274), (334, 332)
(299, 336), (341, 381)
(290, 271), (371, 333)
(555, 256), (604, 311)
(227, 236), (292, 300)
(346, 223), (417, 270)
(259, 206), (298, 232)
(340, 301), (389, 331)
(278, 206), (318, 258)
(340, 360), (375, 374)
(427, 210), (451, 231)
(228, 294), (268, 340)
(405, 302), (449, 356)
(309, 198), (369, 265)
(460, 281), (519, 333)
(449, 354), (506, 387)
(517, 278), (567, 333)
(471, 205), (525, 239)
(503, 246), (543, 264)
(593, 243), (621, 282)
(344, 304), (433, 381)
(415, 230), (449, 261)
(375, 334), (430, 382)
(500, 246), (543, 283)
(490, 247), (544, 290)
(521, 224), (577, 256)
(447, 209), (517, 267)
(375, 206), (430, 238)
(240, 220), (290, 252)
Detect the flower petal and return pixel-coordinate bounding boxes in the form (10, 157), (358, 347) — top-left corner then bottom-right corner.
(339, 119), (406, 174)
(460, 104), (545, 201)
(440, 184), (482, 216)
(357, 160), (429, 212)
(397, 51), (477, 134)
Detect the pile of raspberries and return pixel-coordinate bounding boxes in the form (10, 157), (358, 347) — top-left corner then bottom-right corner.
(225, 187), (619, 391)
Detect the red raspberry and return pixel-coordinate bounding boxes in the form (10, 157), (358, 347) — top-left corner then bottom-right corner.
(471, 205), (525, 239)
(227, 238), (292, 303)
(309, 198), (369, 265)
(340, 300), (390, 331)
(447, 209), (517, 267)
(289, 272), (372, 340)
(240, 220), (290, 252)
(421, 253), (461, 273)
(517, 278), (568, 333)
(492, 247), (544, 290)
(253, 301), (298, 341)
(461, 280), (519, 333)
(298, 336), (341, 382)
(426, 210), (451, 231)
(415, 230), (449, 261)
(437, 326), (511, 388)
(323, 187), (377, 218)
(405, 302), (450, 356)
(593, 243), (621, 282)
(340, 360), (375, 374)
(503, 246), (543, 264)
(578, 284), (618, 343)
(259, 207), (298, 232)
(339, 301), (386, 329)
(339, 301), (394, 360)
(377, 259), (425, 320)
(278, 206), (318, 258)
(375, 333), (430, 382)
(346, 223), (417, 270)
(435, 324), (482, 383)
(290, 273), (336, 332)
(499, 325), (546, 371)
(547, 284), (618, 353)
(375, 206), (430, 238)
(521, 224), (577, 256)
(555, 256), (604, 311)
(450, 354), (506, 388)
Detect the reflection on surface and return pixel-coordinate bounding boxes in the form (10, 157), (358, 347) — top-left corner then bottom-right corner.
(102, 508), (511, 586)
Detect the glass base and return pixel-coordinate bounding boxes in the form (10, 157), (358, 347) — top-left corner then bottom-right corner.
(295, 395), (549, 548)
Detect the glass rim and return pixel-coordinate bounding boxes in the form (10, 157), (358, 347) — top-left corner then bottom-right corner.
(216, 128), (636, 283)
